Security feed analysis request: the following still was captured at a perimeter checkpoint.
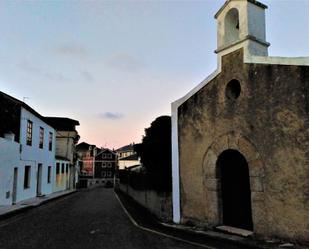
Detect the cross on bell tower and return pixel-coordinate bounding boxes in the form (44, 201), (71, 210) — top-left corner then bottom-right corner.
(215, 0), (270, 61)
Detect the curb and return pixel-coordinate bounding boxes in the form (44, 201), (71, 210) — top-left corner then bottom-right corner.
(114, 189), (306, 249)
(0, 190), (77, 221)
(114, 190), (217, 249)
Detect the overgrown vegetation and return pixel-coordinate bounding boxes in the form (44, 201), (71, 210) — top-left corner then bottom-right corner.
(134, 115), (172, 192)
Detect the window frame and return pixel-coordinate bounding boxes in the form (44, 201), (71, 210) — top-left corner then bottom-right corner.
(26, 120), (33, 146)
(39, 127), (44, 149)
(47, 166), (52, 183)
(56, 163), (60, 174)
(48, 132), (53, 151)
(24, 165), (31, 189)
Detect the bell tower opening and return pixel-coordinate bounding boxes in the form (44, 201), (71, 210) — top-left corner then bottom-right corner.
(217, 149), (253, 231)
(224, 8), (240, 46)
(215, 0), (270, 59)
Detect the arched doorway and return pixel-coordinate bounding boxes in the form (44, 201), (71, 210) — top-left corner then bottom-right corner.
(217, 149), (253, 230)
(224, 8), (240, 45)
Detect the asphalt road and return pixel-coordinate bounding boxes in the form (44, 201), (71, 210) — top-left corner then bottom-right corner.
(0, 188), (202, 249)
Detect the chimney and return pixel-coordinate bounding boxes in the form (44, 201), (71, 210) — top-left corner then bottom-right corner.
(4, 132), (15, 142)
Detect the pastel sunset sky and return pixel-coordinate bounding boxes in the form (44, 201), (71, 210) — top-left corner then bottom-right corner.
(0, 0), (308, 149)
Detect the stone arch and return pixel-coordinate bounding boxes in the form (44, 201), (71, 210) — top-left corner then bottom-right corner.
(202, 132), (265, 231)
(224, 8), (240, 46)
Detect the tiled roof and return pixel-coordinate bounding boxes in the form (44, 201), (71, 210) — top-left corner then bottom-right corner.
(76, 142), (95, 150)
(0, 90), (45, 121)
(44, 117), (79, 131)
(119, 153), (139, 161)
(116, 144), (134, 152)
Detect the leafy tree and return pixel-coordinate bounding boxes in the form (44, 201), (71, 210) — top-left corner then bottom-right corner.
(135, 116), (172, 192)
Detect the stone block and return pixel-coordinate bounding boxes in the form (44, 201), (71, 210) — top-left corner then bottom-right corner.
(238, 137), (259, 161)
(249, 159), (265, 177)
(250, 177), (264, 192)
(205, 178), (221, 191)
(203, 149), (218, 178)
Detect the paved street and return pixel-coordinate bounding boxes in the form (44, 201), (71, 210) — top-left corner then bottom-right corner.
(0, 188), (201, 249)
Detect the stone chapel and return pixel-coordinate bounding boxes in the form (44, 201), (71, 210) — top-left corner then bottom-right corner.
(171, 0), (308, 243)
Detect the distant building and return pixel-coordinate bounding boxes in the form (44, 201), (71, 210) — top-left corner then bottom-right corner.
(94, 148), (117, 184)
(76, 142), (96, 176)
(0, 91), (56, 204)
(116, 143), (140, 170)
(44, 117), (80, 192)
(118, 154), (140, 170)
(116, 144), (135, 159)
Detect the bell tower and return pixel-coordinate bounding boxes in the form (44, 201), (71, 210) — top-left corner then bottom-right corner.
(215, 0), (270, 60)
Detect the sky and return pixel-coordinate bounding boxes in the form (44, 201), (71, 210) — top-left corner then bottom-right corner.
(0, 0), (308, 149)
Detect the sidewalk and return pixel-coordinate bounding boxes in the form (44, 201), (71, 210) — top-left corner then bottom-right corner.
(115, 189), (307, 249)
(0, 190), (76, 220)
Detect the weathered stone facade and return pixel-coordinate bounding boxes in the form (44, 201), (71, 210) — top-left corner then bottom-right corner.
(173, 0), (309, 242)
(177, 48), (308, 242)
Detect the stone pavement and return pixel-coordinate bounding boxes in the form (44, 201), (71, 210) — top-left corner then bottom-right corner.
(0, 189), (76, 220)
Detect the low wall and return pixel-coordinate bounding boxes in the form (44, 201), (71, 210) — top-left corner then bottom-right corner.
(118, 182), (172, 222)
(78, 178), (113, 188)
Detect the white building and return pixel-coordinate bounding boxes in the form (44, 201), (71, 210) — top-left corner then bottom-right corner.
(118, 154), (140, 170)
(44, 117), (80, 191)
(0, 134), (20, 205)
(54, 157), (70, 193)
(0, 91), (56, 205)
(18, 107), (56, 201)
(116, 143), (140, 170)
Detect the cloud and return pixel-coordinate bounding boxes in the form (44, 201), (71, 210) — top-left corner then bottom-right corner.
(19, 60), (42, 73)
(99, 112), (124, 120)
(44, 72), (70, 81)
(54, 42), (89, 59)
(105, 53), (145, 72)
(80, 70), (94, 83)
(19, 59), (70, 82)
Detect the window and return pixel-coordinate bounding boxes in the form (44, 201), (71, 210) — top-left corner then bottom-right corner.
(39, 127), (44, 149)
(47, 166), (52, 183)
(66, 164), (69, 173)
(101, 171), (106, 177)
(108, 154), (112, 159)
(107, 162), (112, 168)
(102, 154), (106, 159)
(226, 79), (241, 100)
(56, 163), (60, 174)
(102, 162), (106, 168)
(24, 166), (31, 188)
(107, 171), (112, 177)
(26, 120), (33, 146)
(61, 163), (65, 173)
(48, 132), (53, 151)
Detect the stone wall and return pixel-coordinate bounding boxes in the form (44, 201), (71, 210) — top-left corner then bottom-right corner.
(118, 183), (172, 222)
(177, 48), (309, 243)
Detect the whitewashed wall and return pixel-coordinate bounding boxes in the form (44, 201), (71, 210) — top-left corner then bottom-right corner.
(118, 160), (140, 170)
(53, 160), (70, 192)
(0, 137), (20, 205)
(18, 107), (56, 201)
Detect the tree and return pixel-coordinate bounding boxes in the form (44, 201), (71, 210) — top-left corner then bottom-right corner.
(135, 116), (172, 192)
